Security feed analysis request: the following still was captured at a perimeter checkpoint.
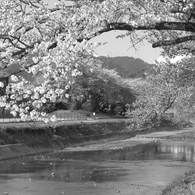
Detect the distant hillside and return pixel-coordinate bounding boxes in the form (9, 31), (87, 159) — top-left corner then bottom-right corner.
(98, 56), (154, 78)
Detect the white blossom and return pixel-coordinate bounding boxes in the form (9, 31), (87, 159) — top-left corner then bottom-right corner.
(0, 82), (4, 88)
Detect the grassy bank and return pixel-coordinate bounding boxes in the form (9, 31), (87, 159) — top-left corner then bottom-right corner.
(160, 168), (195, 195)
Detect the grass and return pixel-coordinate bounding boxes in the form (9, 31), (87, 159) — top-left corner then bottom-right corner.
(160, 169), (195, 195)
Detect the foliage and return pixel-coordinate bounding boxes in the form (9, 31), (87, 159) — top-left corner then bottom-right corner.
(126, 59), (195, 129)
(171, 57), (195, 125)
(68, 63), (135, 113)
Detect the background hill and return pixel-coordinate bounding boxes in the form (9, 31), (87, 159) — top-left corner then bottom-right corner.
(98, 56), (154, 78)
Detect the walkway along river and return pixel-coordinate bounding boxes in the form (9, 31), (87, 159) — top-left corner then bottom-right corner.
(1, 128), (195, 195)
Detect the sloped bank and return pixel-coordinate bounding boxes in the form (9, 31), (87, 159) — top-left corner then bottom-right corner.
(0, 119), (177, 160)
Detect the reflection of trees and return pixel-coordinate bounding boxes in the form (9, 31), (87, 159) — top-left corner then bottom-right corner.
(158, 144), (195, 162)
(57, 143), (195, 163)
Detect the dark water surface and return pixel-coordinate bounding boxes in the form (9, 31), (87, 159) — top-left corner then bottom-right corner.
(0, 140), (195, 183)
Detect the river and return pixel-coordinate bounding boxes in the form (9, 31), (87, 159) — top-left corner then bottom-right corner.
(0, 129), (195, 195)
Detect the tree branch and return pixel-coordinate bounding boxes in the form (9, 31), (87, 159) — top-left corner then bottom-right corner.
(152, 35), (195, 48)
(163, 96), (177, 113)
(77, 21), (195, 48)
(84, 21), (195, 41)
(3, 20), (195, 59)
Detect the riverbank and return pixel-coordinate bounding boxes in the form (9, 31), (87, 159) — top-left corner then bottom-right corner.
(0, 118), (180, 160)
(0, 119), (124, 160)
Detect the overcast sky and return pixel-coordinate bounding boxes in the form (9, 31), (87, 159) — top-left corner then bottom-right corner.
(47, 0), (162, 64)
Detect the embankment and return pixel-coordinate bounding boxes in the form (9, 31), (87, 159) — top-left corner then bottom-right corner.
(0, 119), (176, 160)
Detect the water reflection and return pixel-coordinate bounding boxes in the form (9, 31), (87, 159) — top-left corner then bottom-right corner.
(49, 141), (195, 163)
(157, 143), (195, 162)
(0, 141), (195, 183)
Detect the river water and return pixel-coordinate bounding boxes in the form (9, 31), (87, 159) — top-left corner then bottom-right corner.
(0, 138), (195, 195)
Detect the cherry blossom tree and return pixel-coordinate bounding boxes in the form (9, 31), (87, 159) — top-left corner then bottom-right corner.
(1, 0), (195, 122)
(73, 0), (195, 126)
(74, 0), (195, 57)
(0, 0), (104, 121)
(126, 57), (195, 129)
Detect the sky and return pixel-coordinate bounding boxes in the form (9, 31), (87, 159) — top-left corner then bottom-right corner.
(47, 0), (162, 64)
(90, 31), (162, 64)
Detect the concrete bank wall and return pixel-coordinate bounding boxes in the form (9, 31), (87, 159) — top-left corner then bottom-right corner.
(0, 120), (135, 160)
(0, 120), (175, 160)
